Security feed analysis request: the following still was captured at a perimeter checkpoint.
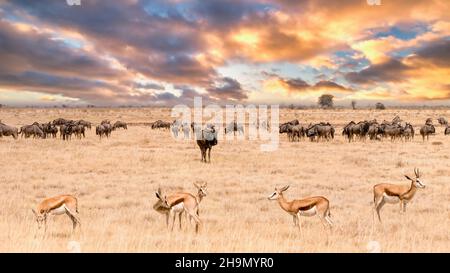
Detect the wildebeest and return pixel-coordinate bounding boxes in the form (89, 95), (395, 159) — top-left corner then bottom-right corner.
(379, 123), (403, 141)
(445, 125), (450, 135)
(196, 125), (218, 163)
(96, 124), (110, 139)
(224, 121), (244, 136)
(0, 122), (19, 139)
(42, 122), (58, 138)
(420, 124), (435, 141)
(306, 122), (334, 142)
(438, 117), (448, 126)
(152, 120), (171, 130)
(279, 123), (294, 141)
(113, 121), (128, 130)
(402, 123), (415, 141)
(342, 121), (370, 142)
(72, 125), (86, 139)
(425, 118), (433, 126)
(75, 120), (92, 130)
(20, 124), (45, 138)
(60, 122), (76, 140)
(53, 118), (69, 126)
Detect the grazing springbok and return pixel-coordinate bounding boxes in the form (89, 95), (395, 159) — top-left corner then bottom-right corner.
(32, 194), (81, 234)
(154, 182), (207, 233)
(268, 185), (333, 230)
(373, 168), (426, 223)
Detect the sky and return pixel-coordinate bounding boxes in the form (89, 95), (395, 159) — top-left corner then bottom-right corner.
(0, 0), (449, 107)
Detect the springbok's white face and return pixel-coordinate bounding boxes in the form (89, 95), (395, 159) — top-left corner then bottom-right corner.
(155, 190), (170, 209)
(414, 178), (426, 189)
(268, 185), (290, 200)
(268, 190), (279, 200)
(194, 182), (208, 197)
(406, 168), (426, 189)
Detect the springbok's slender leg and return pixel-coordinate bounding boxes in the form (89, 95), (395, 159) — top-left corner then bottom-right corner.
(171, 211), (176, 231)
(292, 215), (297, 227)
(178, 212), (183, 230)
(375, 198), (385, 223)
(325, 215), (333, 227)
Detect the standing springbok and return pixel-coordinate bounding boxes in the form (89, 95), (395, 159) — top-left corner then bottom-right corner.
(373, 168), (426, 223)
(32, 194), (81, 234)
(268, 185), (333, 230)
(154, 182), (207, 233)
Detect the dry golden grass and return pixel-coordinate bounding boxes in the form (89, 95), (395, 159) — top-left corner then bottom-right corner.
(0, 107), (449, 252)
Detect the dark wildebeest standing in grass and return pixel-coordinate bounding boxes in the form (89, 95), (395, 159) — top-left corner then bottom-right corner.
(420, 123), (435, 141)
(343, 121), (368, 142)
(152, 120), (171, 130)
(53, 118), (69, 126)
(196, 125), (218, 163)
(60, 122), (76, 141)
(402, 123), (415, 141)
(445, 125), (450, 135)
(43, 122), (58, 138)
(20, 124), (45, 139)
(96, 124), (108, 139)
(306, 122), (334, 142)
(0, 122), (19, 139)
(438, 117), (448, 126)
(75, 120), (92, 130)
(113, 121), (128, 130)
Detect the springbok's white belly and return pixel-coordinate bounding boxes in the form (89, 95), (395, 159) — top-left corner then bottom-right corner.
(171, 203), (185, 213)
(49, 205), (67, 215)
(383, 194), (400, 204)
(298, 206), (317, 217)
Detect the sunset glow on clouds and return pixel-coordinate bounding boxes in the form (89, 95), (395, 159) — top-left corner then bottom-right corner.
(0, 0), (449, 106)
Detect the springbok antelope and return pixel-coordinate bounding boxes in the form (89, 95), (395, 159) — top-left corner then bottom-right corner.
(373, 168), (426, 223)
(154, 182), (207, 233)
(32, 194), (81, 234)
(268, 185), (333, 230)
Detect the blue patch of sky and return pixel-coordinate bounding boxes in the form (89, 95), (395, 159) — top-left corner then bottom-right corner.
(374, 23), (428, 40)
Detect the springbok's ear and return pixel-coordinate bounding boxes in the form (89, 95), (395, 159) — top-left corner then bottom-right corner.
(203, 181), (207, 187)
(404, 175), (413, 181)
(31, 209), (37, 217)
(281, 185), (290, 192)
(193, 182), (200, 189)
(155, 191), (162, 200)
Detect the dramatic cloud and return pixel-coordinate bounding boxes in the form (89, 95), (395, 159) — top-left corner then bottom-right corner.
(345, 59), (411, 84)
(0, 0), (449, 105)
(207, 77), (248, 101)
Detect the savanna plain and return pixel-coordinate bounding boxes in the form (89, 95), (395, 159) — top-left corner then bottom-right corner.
(0, 107), (449, 252)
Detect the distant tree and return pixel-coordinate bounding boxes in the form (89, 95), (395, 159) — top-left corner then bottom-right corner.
(375, 102), (386, 110)
(318, 94), (334, 108)
(351, 100), (357, 110)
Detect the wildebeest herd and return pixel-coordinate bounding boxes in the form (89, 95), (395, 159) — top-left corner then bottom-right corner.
(1, 115), (449, 165)
(0, 118), (127, 140)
